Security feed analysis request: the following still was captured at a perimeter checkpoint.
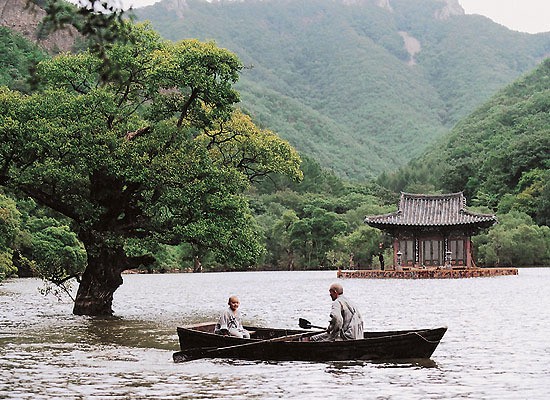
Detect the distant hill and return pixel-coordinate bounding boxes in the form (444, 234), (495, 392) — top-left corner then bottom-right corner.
(132, 0), (549, 179)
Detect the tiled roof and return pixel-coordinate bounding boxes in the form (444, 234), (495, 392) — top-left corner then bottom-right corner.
(365, 192), (497, 227)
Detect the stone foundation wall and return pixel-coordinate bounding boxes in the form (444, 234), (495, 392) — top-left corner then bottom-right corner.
(337, 267), (518, 279)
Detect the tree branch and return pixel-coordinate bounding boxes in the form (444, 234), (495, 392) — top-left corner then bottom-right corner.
(125, 126), (151, 141)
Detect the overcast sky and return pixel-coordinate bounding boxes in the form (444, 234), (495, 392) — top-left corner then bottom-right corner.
(118, 0), (550, 34)
(459, 0), (550, 34)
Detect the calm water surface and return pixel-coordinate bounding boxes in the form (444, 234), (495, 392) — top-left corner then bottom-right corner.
(1, 269), (549, 399)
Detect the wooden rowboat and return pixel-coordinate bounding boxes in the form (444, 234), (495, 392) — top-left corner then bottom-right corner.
(173, 322), (447, 362)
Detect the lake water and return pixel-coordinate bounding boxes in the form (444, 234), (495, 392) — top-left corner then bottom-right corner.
(1, 269), (549, 399)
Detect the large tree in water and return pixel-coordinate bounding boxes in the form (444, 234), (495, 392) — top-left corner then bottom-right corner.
(0, 22), (302, 315)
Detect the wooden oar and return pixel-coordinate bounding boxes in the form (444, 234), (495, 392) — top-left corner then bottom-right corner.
(298, 318), (326, 330)
(173, 331), (315, 363)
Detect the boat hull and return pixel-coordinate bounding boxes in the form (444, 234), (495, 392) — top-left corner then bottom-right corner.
(174, 324), (447, 362)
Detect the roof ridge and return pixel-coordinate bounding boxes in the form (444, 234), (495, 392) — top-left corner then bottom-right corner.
(366, 192), (497, 228)
(401, 192), (463, 200)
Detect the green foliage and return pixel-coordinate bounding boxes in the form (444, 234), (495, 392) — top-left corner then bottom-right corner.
(1, 22), (248, 252)
(334, 225), (383, 269)
(473, 211), (550, 267)
(199, 109), (302, 183)
(378, 59), (550, 267)
(250, 165), (395, 270)
(40, 0), (128, 69)
(0, 27), (47, 92)
(0, 20), (305, 314)
(0, 193), (20, 280)
(387, 58), (549, 226)
(134, 0), (548, 179)
(2, 0), (548, 288)
(0, 194), (89, 286)
(31, 223), (87, 298)
(288, 206), (348, 268)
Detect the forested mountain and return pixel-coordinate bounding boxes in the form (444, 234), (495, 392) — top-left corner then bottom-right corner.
(133, 0), (550, 179)
(381, 58), (550, 226)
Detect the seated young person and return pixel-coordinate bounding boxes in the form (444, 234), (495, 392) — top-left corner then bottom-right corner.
(214, 295), (250, 339)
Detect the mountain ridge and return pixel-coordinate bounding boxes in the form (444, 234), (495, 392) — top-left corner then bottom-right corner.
(1, 0), (548, 180)
(133, 0), (549, 179)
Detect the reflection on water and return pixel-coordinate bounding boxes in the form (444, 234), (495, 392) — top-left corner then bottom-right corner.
(1, 269), (550, 399)
(85, 317), (176, 350)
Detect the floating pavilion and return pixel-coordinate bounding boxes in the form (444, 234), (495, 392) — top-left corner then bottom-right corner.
(338, 192), (518, 279)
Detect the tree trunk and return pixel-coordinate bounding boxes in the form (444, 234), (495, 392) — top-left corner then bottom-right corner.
(73, 264), (122, 316)
(193, 256), (202, 273)
(73, 236), (125, 316)
(286, 249), (294, 271)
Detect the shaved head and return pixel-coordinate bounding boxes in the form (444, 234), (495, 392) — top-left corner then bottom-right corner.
(329, 283), (343, 295)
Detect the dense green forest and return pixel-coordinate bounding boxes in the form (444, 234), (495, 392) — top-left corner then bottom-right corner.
(134, 0), (550, 179)
(0, 17), (304, 314)
(0, 1), (548, 314)
(0, 27), (47, 92)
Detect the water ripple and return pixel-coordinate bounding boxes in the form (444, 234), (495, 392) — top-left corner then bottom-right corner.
(1, 270), (549, 399)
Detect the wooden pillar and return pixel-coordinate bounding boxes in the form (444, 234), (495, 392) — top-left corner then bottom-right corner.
(393, 238), (399, 269)
(466, 236), (472, 268)
(414, 237), (419, 268)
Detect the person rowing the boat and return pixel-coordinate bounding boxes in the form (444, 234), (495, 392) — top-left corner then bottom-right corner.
(310, 283), (364, 342)
(214, 295), (250, 339)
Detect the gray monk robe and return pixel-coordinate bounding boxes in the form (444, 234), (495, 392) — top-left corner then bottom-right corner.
(311, 295), (364, 341)
(214, 308), (250, 338)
